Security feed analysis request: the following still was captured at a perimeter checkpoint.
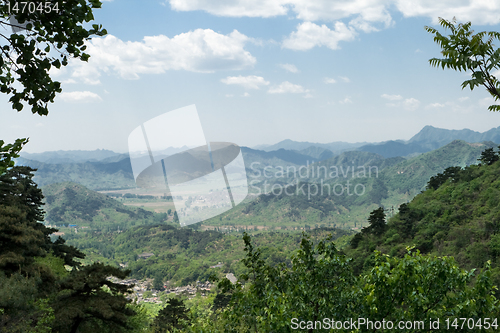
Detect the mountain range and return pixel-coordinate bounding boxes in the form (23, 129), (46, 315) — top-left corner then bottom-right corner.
(359, 125), (500, 157)
(257, 125), (500, 158)
(15, 125), (500, 191)
(210, 139), (497, 228)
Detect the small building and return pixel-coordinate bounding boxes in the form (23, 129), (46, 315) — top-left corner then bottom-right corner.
(210, 262), (223, 268)
(138, 252), (154, 259)
(226, 273), (237, 284)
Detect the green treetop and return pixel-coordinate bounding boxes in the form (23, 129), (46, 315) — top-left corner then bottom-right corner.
(0, 0), (107, 116)
(426, 17), (500, 111)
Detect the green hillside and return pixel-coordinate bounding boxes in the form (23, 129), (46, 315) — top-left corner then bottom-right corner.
(18, 157), (136, 190)
(201, 140), (495, 230)
(345, 147), (500, 287)
(382, 140), (496, 194)
(64, 224), (353, 286)
(42, 182), (168, 231)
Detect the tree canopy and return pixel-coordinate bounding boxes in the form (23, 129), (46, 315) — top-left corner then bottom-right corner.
(0, 0), (107, 116)
(0, 138), (26, 175)
(426, 17), (500, 111)
(0, 166), (136, 332)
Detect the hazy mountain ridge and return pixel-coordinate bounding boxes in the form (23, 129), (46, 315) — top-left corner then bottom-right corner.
(258, 139), (367, 154)
(297, 146), (334, 160)
(381, 140), (497, 194)
(18, 147), (325, 191)
(241, 147), (321, 165)
(358, 125), (500, 157)
(345, 147), (500, 286)
(213, 140), (496, 228)
(16, 125), (500, 191)
(257, 125), (500, 158)
(20, 149), (123, 164)
(16, 157), (136, 190)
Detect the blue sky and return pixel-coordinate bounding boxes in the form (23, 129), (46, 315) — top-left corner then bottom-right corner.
(3, 0), (500, 153)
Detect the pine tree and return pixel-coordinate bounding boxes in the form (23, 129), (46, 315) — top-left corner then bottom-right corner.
(154, 298), (190, 332)
(52, 263), (135, 333)
(479, 147), (499, 165)
(0, 166), (136, 332)
(366, 207), (386, 235)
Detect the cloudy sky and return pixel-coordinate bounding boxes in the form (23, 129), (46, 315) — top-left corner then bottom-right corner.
(3, 0), (500, 153)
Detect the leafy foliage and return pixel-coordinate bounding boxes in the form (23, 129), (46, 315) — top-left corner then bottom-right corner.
(426, 17), (500, 111)
(346, 146), (500, 286)
(365, 207), (386, 235)
(53, 263), (135, 333)
(480, 146), (500, 165)
(199, 234), (500, 332)
(0, 0), (106, 115)
(0, 138), (27, 175)
(153, 298), (190, 332)
(65, 223), (351, 286)
(0, 166), (135, 332)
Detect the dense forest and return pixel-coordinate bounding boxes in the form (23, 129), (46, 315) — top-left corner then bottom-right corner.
(346, 147), (500, 286)
(64, 223), (353, 286)
(3, 149), (500, 331)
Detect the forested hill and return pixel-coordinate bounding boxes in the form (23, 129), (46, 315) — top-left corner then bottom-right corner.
(207, 140), (496, 229)
(345, 147), (500, 287)
(382, 139), (497, 194)
(42, 182), (167, 230)
(65, 224), (353, 286)
(17, 157), (136, 190)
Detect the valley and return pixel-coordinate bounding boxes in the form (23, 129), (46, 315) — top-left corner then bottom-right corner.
(19, 125), (499, 291)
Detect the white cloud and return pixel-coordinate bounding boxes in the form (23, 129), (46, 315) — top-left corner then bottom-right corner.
(324, 77), (336, 84)
(242, 92), (250, 97)
(71, 65), (102, 85)
(479, 97), (496, 107)
(221, 75), (270, 89)
(395, 0), (500, 25)
(168, 1), (393, 27)
(59, 91), (102, 103)
(426, 102), (445, 108)
(381, 94), (403, 101)
(339, 76), (350, 83)
(383, 95), (420, 110)
(278, 63), (299, 73)
(169, 0), (290, 17)
(458, 96), (469, 102)
(403, 97), (420, 111)
(348, 16), (382, 33)
(268, 81), (309, 94)
(339, 96), (352, 104)
(291, 0), (393, 26)
(69, 30), (256, 82)
(282, 21), (356, 51)
(168, 1), (500, 26)
(62, 78), (77, 84)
